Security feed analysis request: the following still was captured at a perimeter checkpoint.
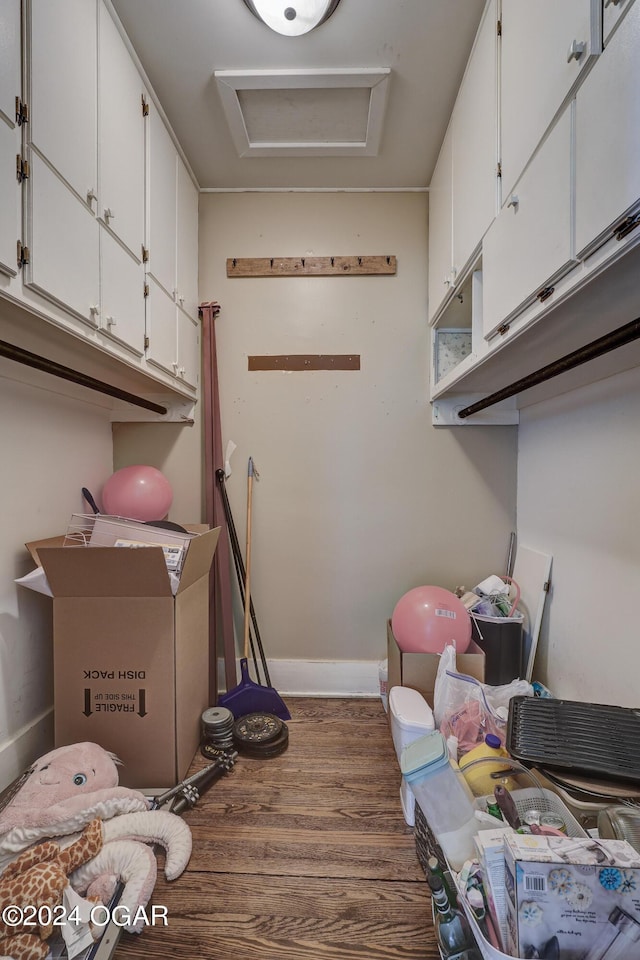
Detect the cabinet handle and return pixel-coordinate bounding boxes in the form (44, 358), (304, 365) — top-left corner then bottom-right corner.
(172, 361), (179, 372)
(604, 0), (621, 7)
(179, 367), (186, 377)
(89, 304), (99, 316)
(105, 315), (116, 328)
(103, 207), (115, 222)
(567, 39), (586, 62)
(507, 194), (519, 209)
(86, 189), (97, 208)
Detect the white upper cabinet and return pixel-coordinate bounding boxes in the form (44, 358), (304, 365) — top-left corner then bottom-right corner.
(28, 0), (97, 204)
(27, 152), (99, 323)
(145, 275), (178, 378)
(177, 311), (200, 389)
(98, 3), (145, 260)
(575, 0), (640, 257)
(147, 106), (177, 298)
(0, 0), (20, 124)
(500, 0), (601, 199)
(452, 0), (498, 280)
(482, 106), (574, 338)
(1, 0), (23, 277)
(176, 157), (199, 321)
(603, 0), (636, 45)
(427, 125), (453, 323)
(428, 1), (499, 325)
(100, 226), (145, 355)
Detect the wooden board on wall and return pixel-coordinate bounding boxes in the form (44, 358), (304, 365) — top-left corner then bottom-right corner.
(248, 355), (361, 371)
(227, 256), (396, 277)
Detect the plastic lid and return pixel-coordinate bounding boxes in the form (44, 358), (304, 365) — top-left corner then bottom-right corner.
(400, 730), (450, 781)
(389, 686), (434, 727)
(485, 734), (501, 749)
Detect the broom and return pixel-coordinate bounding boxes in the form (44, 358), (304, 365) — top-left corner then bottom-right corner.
(219, 458), (291, 721)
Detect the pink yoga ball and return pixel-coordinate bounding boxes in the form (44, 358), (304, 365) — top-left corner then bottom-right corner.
(392, 585), (471, 654)
(102, 465), (173, 522)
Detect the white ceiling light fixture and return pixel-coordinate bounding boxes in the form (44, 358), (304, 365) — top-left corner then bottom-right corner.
(241, 0), (342, 37)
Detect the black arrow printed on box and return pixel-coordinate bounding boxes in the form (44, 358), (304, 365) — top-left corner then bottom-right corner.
(83, 689), (92, 717)
(138, 689), (146, 717)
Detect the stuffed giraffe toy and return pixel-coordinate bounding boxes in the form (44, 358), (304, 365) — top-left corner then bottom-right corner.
(0, 818), (103, 960)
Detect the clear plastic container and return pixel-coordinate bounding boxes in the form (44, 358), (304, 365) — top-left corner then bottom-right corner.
(401, 730), (477, 870)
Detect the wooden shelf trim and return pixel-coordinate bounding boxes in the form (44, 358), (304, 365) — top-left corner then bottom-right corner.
(227, 255), (396, 277)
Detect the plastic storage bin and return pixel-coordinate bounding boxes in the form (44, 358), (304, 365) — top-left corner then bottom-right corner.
(389, 685), (435, 826)
(401, 731), (477, 870)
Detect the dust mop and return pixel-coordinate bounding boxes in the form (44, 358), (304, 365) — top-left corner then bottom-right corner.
(219, 458), (291, 721)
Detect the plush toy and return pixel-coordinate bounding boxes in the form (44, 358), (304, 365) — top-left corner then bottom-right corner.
(0, 818), (103, 960)
(0, 742), (192, 954)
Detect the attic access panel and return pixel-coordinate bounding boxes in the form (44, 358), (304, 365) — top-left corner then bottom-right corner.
(215, 68), (391, 157)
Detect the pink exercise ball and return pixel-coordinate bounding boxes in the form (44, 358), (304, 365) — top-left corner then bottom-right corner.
(102, 465), (173, 522)
(391, 585), (471, 654)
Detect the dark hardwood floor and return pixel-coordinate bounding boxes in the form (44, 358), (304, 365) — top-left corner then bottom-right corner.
(115, 697), (438, 959)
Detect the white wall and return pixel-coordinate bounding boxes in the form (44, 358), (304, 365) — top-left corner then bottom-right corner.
(0, 353), (114, 784)
(517, 366), (640, 707)
(199, 192), (518, 673)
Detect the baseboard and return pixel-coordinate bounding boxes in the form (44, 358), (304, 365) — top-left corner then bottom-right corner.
(218, 658), (383, 698)
(0, 708), (54, 788)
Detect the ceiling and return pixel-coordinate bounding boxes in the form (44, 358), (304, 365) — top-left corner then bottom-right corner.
(110, 0), (486, 191)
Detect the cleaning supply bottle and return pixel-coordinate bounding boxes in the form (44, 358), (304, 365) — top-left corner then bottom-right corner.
(458, 734), (510, 796)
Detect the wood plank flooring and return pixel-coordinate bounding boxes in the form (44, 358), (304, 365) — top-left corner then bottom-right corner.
(114, 697), (438, 960)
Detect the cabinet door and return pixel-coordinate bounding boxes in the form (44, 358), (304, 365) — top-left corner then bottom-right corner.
(26, 152), (99, 324)
(176, 158), (199, 320)
(28, 0), (97, 204)
(427, 124), (453, 323)
(603, 0), (636, 45)
(146, 276), (177, 377)
(452, 0), (498, 280)
(500, 0), (600, 198)
(575, 0), (640, 257)
(176, 309), (200, 389)
(0, 0), (20, 124)
(98, 2), (145, 260)
(0, 0), (21, 277)
(482, 108), (574, 338)
(147, 107), (177, 298)
(100, 227), (145, 356)
(0, 119), (19, 278)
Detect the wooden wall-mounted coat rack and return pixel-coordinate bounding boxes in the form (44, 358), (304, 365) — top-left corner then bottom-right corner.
(226, 255), (396, 277)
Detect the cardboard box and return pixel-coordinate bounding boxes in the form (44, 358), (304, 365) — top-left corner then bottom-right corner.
(386, 620), (485, 708)
(28, 526), (220, 791)
(504, 833), (640, 959)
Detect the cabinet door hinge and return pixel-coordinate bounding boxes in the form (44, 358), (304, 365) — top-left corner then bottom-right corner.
(16, 155), (30, 183)
(141, 245), (149, 263)
(497, 19), (502, 36)
(614, 213), (640, 241)
(497, 162), (502, 178)
(537, 285), (555, 303)
(15, 97), (29, 125)
(17, 241), (30, 267)
(141, 95), (149, 117)
(143, 282), (149, 298)
(144, 335), (150, 350)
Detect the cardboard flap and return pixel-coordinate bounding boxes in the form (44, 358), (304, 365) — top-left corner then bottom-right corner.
(38, 547), (173, 598)
(25, 536), (67, 567)
(176, 527), (220, 593)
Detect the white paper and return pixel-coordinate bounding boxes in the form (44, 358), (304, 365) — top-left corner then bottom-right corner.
(15, 566), (53, 597)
